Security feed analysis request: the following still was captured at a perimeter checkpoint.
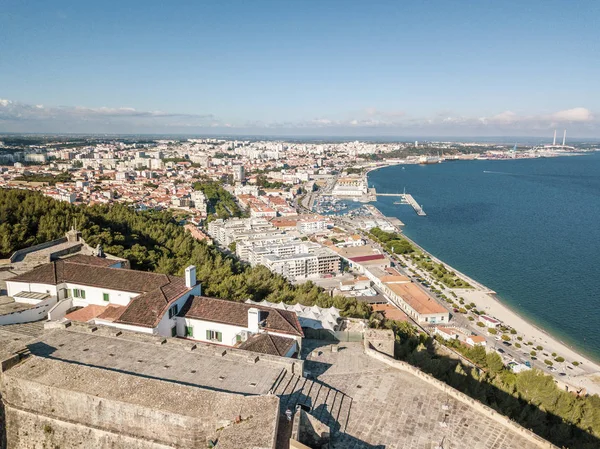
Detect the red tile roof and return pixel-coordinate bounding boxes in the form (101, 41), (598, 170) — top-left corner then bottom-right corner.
(9, 256), (193, 329)
(180, 296), (303, 337)
(238, 333), (296, 357)
(349, 254), (386, 263)
(66, 305), (107, 322)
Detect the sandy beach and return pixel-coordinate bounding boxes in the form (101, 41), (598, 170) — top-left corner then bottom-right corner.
(395, 234), (600, 396)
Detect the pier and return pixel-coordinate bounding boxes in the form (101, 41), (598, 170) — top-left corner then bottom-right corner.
(375, 192), (426, 216)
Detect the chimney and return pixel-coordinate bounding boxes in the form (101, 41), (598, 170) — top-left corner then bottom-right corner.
(248, 308), (260, 333)
(185, 265), (197, 289)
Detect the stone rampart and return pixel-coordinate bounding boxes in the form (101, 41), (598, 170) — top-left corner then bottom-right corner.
(364, 342), (558, 449)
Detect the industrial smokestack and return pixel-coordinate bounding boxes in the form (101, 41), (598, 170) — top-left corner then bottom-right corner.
(553, 129), (557, 146)
(562, 129), (566, 146)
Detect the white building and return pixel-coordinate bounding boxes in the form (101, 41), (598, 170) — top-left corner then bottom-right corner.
(5, 255), (201, 337)
(177, 296), (303, 357)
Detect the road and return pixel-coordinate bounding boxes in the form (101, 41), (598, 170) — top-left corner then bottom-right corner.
(332, 219), (584, 387)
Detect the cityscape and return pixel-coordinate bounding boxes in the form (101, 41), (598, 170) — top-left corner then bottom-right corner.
(1, 1), (600, 449)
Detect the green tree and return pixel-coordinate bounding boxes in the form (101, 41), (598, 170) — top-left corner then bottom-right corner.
(486, 352), (504, 375)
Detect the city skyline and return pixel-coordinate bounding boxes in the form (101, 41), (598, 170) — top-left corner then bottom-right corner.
(1, 0), (599, 136)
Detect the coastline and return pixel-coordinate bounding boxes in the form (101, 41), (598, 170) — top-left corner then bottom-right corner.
(365, 166), (600, 395)
(396, 231), (600, 393)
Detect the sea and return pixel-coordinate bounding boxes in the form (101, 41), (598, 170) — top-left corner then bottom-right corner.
(368, 152), (600, 362)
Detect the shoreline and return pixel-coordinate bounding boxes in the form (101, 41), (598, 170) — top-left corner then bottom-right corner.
(397, 232), (600, 391)
(365, 164), (600, 394)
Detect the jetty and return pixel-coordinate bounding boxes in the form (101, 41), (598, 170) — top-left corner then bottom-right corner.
(375, 192), (426, 216)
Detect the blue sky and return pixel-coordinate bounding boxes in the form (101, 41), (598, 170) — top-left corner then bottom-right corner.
(1, 0), (599, 137)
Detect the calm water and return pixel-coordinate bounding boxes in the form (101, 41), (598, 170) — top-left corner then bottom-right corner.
(369, 153), (600, 362)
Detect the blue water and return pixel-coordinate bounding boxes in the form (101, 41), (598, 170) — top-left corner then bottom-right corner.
(369, 153), (600, 362)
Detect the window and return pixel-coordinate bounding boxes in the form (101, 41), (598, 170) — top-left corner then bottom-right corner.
(67, 289), (72, 298)
(103, 293), (110, 302)
(206, 330), (222, 342)
(185, 326), (194, 337)
(168, 304), (179, 319)
(73, 289), (81, 298)
(80, 290), (86, 299)
(171, 326), (177, 337)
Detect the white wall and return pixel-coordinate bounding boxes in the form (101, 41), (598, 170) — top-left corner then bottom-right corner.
(155, 288), (198, 337)
(0, 296), (57, 325)
(6, 281), (58, 299)
(47, 298), (73, 321)
(178, 316), (247, 346)
(66, 283), (139, 307)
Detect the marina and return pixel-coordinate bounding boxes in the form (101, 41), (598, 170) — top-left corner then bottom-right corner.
(375, 192), (426, 216)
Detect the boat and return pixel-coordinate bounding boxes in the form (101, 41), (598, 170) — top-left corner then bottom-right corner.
(418, 155), (441, 165)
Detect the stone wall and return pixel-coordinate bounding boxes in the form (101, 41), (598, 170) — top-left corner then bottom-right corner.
(5, 409), (173, 449)
(364, 342), (559, 449)
(0, 354), (280, 449)
(0, 391), (6, 449)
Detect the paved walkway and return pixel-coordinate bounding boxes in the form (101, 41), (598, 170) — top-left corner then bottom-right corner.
(302, 341), (542, 449)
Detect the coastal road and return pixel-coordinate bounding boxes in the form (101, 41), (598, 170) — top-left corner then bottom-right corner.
(335, 220), (589, 388)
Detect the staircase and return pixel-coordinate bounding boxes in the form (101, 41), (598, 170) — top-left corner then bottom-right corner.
(271, 370), (352, 433)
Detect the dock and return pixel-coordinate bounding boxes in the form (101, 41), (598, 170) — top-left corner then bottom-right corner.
(375, 192), (426, 216)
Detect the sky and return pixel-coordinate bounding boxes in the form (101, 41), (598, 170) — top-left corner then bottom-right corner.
(1, 0), (599, 137)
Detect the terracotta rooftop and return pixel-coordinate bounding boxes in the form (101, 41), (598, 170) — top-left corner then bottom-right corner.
(386, 282), (448, 316)
(97, 304), (127, 322)
(371, 304), (410, 322)
(238, 333), (297, 357)
(9, 257), (180, 294)
(65, 305), (108, 323)
(179, 296), (303, 337)
(9, 256), (193, 329)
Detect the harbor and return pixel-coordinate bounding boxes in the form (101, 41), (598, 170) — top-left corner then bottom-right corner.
(375, 192), (426, 216)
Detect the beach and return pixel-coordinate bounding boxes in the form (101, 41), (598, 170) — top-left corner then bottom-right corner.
(394, 234), (600, 396)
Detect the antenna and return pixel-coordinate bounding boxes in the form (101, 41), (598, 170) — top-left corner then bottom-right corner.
(553, 129), (557, 146)
(562, 129), (566, 146)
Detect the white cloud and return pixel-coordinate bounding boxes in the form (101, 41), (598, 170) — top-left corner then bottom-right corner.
(0, 98), (597, 136)
(0, 99), (216, 130)
(551, 107), (593, 123)
(488, 111), (518, 124)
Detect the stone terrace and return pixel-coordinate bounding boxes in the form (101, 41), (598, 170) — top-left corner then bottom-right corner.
(19, 324), (288, 395)
(299, 341), (543, 449)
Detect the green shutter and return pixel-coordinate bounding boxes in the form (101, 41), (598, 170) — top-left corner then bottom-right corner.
(171, 326), (177, 337)
(80, 290), (86, 299)
(186, 326), (193, 337)
(206, 330), (211, 340)
(216, 332), (222, 342)
(103, 293), (109, 302)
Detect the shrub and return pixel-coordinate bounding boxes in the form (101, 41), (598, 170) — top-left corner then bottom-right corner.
(510, 329), (517, 335)
(517, 336), (523, 341)
(530, 351), (537, 357)
(515, 343), (521, 348)
(551, 352), (557, 357)
(536, 345), (543, 351)
(572, 361), (580, 366)
(488, 328), (497, 335)
(476, 322), (485, 327)
(501, 335), (511, 341)
(526, 341), (533, 346)
(544, 360), (553, 366)
(555, 356), (565, 363)
(467, 316), (474, 321)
